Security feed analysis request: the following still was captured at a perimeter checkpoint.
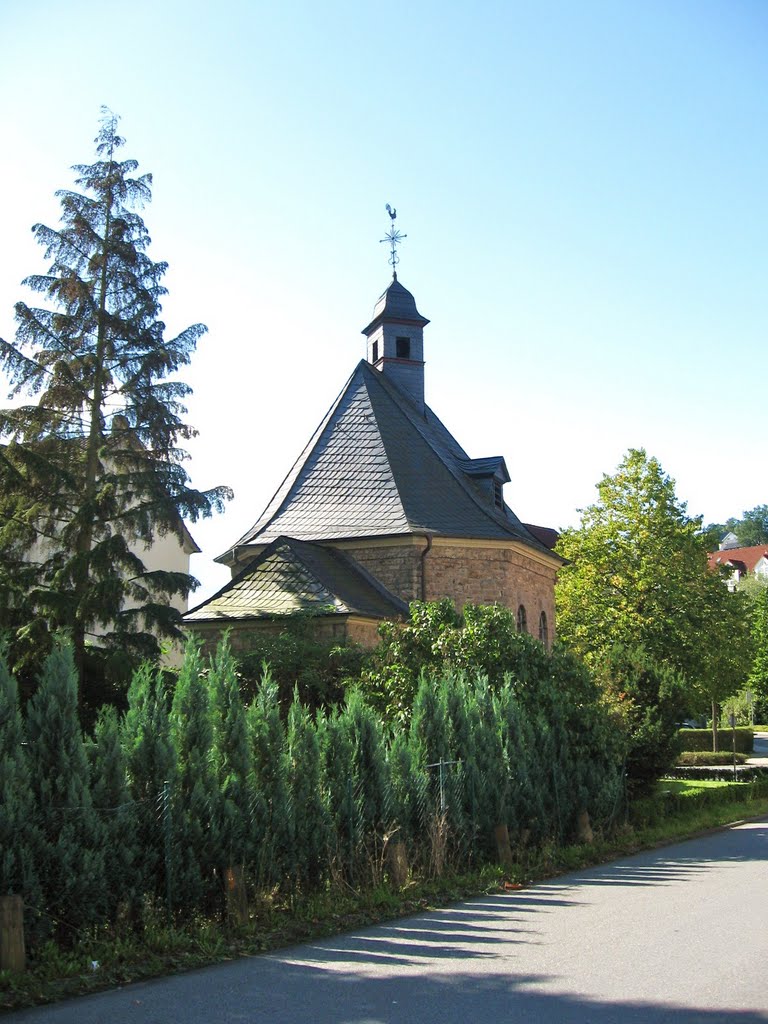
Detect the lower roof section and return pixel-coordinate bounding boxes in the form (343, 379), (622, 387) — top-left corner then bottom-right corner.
(184, 535), (409, 623)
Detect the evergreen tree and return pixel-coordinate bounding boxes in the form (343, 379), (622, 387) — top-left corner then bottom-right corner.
(287, 691), (329, 891)
(0, 647), (42, 924)
(208, 634), (253, 869)
(247, 667), (294, 888)
(317, 706), (357, 878)
(170, 640), (222, 915)
(0, 108), (230, 685)
(25, 638), (105, 938)
(122, 661), (176, 904)
(87, 704), (138, 917)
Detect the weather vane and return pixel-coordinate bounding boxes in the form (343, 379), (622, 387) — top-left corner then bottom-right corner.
(380, 203), (406, 277)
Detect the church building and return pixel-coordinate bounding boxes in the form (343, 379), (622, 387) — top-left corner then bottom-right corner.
(184, 267), (562, 652)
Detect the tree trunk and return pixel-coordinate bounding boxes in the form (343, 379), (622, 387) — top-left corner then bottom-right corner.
(712, 700), (720, 752)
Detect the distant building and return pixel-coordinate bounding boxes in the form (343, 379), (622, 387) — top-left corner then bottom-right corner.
(708, 543), (768, 591)
(185, 275), (562, 651)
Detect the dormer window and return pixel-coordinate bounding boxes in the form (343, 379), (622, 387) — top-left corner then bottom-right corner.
(396, 336), (411, 359)
(493, 478), (504, 510)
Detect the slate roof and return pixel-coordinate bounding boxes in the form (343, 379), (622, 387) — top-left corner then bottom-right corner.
(222, 359), (553, 561)
(186, 536), (409, 622)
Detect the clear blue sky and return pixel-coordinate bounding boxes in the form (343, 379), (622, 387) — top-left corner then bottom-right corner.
(2, 0), (766, 599)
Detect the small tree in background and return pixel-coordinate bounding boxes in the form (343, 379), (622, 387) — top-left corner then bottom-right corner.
(748, 585), (768, 718)
(25, 638), (105, 937)
(0, 108), (230, 693)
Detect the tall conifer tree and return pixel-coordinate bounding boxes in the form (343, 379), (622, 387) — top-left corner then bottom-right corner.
(122, 661), (176, 903)
(24, 638), (105, 937)
(0, 648), (42, 919)
(0, 109), (230, 683)
(208, 634), (253, 869)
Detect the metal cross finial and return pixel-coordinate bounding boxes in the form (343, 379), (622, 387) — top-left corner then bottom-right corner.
(380, 203), (406, 278)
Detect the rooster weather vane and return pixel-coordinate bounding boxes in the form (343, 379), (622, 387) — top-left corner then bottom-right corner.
(380, 203), (406, 277)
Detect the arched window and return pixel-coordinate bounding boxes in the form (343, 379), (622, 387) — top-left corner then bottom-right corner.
(516, 604), (527, 634)
(538, 610), (549, 647)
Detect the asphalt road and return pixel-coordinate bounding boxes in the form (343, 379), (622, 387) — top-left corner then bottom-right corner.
(7, 817), (768, 1024)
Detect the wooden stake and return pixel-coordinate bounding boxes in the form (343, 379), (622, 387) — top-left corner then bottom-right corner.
(494, 824), (514, 867)
(224, 866), (249, 928)
(0, 895), (25, 973)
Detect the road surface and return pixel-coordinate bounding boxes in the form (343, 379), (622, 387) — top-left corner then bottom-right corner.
(7, 816), (768, 1023)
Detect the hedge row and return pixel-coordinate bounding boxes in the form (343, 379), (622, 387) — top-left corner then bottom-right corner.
(677, 727), (754, 754)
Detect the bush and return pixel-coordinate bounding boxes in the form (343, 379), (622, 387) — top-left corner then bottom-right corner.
(596, 645), (687, 795)
(677, 751), (748, 766)
(678, 727), (754, 754)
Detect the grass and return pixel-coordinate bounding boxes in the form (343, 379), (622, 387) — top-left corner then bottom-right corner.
(3, 779), (768, 1012)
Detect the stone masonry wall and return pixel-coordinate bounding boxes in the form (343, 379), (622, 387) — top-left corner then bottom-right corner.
(341, 543), (424, 603)
(339, 540), (558, 646)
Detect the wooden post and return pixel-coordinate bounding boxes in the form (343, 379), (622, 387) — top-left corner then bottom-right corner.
(385, 839), (409, 888)
(576, 809), (594, 844)
(0, 895), (25, 973)
(224, 866), (249, 928)
(494, 824), (514, 867)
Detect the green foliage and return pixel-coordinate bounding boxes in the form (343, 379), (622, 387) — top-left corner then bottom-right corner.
(121, 661), (176, 904)
(359, 599), (551, 721)
(0, 646), (42, 922)
(24, 638), (105, 937)
(676, 750), (748, 766)
(287, 693), (329, 891)
(237, 613), (365, 711)
(0, 109), (230, 689)
(733, 505), (768, 547)
(748, 585), (768, 705)
(556, 449), (752, 730)
(597, 645), (687, 794)
(86, 705), (138, 916)
(208, 634), (253, 868)
(170, 640), (222, 913)
(247, 667), (294, 888)
(678, 727), (754, 754)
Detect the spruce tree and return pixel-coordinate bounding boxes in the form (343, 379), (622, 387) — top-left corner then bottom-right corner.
(24, 637), (105, 938)
(0, 108), (230, 685)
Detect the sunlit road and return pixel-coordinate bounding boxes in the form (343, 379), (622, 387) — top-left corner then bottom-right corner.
(7, 817), (768, 1023)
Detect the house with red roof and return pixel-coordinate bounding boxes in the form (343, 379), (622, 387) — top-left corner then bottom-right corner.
(708, 544), (768, 591)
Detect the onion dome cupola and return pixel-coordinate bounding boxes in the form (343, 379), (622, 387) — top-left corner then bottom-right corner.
(362, 275), (430, 411)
